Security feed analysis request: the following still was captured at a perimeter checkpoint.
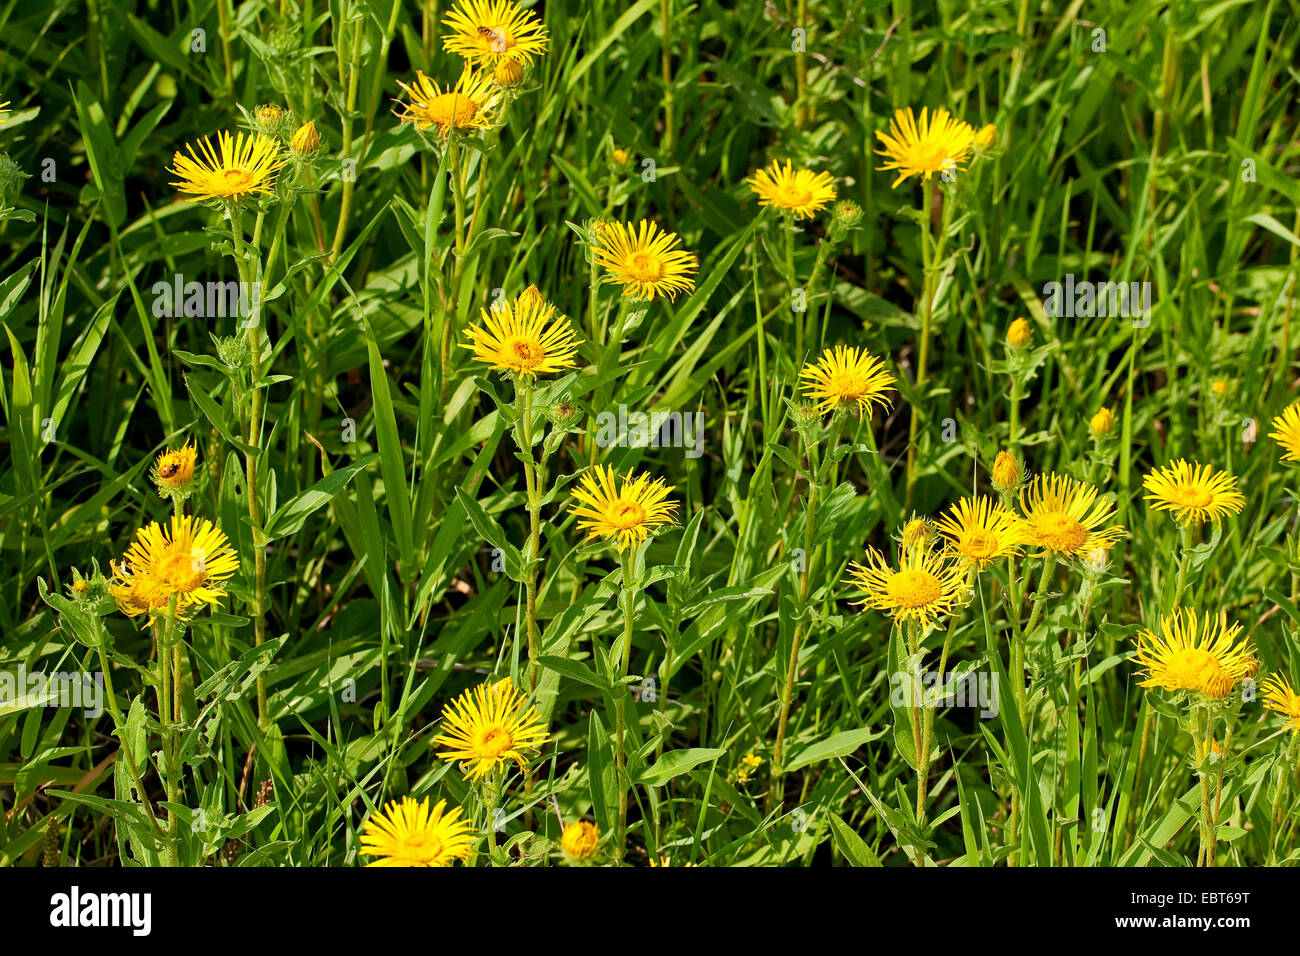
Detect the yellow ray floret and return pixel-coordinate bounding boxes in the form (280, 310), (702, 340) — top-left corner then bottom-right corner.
(874, 107), (977, 188)
(935, 496), (1023, 569)
(798, 345), (895, 418)
(570, 464), (678, 552)
(110, 514), (239, 624)
(1016, 473), (1124, 557)
(432, 677), (551, 780)
(1269, 400), (1300, 462)
(461, 291), (581, 379)
(396, 67), (500, 136)
(745, 160), (837, 219)
(846, 544), (969, 631)
(442, 0), (549, 68)
(1263, 674), (1300, 735)
(169, 131), (286, 202)
(359, 796), (475, 867)
(591, 219), (698, 301)
(1134, 609), (1257, 700)
(1142, 459), (1244, 526)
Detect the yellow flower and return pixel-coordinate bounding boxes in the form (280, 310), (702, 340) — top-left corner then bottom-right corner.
(443, 0), (549, 68)
(152, 442), (198, 497)
(110, 515), (239, 624)
(1016, 473), (1124, 557)
(745, 160), (837, 219)
(874, 107), (977, 188)
(396, 67), (500, 137)
(846, 545), (969, 631)
(1006, 317), (1031, 348)
(1269, 400), (1300, 462)
(798, 345), (895, 418)
(461, 291), (581, 380)
(1263, 675), (1300, 735)
(1142, 459), (1244, 526)
(991, 450), (1021, 492)
(432, 677), (551, 781)
(975, 123), (996, 148)
(735, 751), (763, 784)
(359, 796), (474, 867)
(1134, 609), (1257, 700)
(591, 219), (698, 301)
(935, 496), (1023, 569)
(649, 857), (698, 867)
(169, 131), (286, 203)
(570, 465), (678, 552)
(900, 518), (935, 555)
(1210, 378), (1230, 397)
(611, 147), (632, 167)
(493, 57), (526, 88)
(290, 120), (320, 155)
(254, 104), (284, 125)
(1089, 407), (1115, 438)
(561, 821), (599, 860)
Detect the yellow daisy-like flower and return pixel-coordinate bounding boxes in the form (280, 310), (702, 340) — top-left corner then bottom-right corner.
(432, 677), (550, 781)
(1263, 675), (1300, 735)
(1142, 459), (1244, 526)
(1134, 609), (1257, 700)
(570, 465), (678, 552)
(110, 515), (239, 624)
(169, 131), (286, 203)
(745, 160), (838, 219)
(396, 67), (500, 137)
(152, 442), (198, 497)
(935, 496), (1023, 569)
(461, 292), (581, 380)
(1016, 473), (1125, 558)
(561, 821), (599, 860)
(442, 0), (549, 69)
(798, 345), (896, 418)
(290, 120), (320, 155)
(846, 545), (969, 631)
(874, 107), (977, 188)
(359, 796), (474, 867)
(591, 219), (698, 301)
(1269, 401), (1300, 462)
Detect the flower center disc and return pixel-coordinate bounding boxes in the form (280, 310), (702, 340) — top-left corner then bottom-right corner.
(217, 168), (256, 194)
(777, 184), (812, 208)
(430, 93), (478, 128)
(158, 550), (206, 593)
(962, 531), (997, 560)
(608, 500), (646, 529)
(401, 832), (441, 862)
(1164, 648), (1217, 691)
(509, 338), (544, 368)
(1034, 512), (1087, 552)
(910, 142), (950, 172)
(827, 372), (867, 401)
(886, 569), (942, 609)
(479, 726), (513, 758)
(1172, 485), (1213, 508)
(624, 252), (664, 283)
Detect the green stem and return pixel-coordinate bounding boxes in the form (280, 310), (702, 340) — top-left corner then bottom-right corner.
(615, 548), (638, 860)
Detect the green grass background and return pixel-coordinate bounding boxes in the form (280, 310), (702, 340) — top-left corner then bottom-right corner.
(2, 0), (1300, 866)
